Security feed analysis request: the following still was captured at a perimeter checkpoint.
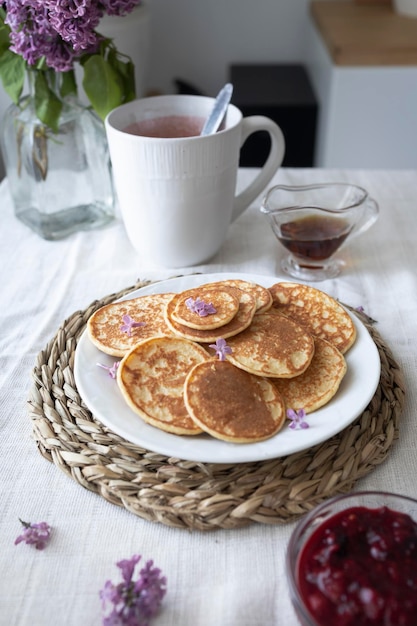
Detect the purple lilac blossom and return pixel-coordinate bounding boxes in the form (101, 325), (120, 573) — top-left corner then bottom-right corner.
(102, 0), (142, 16)
(97, 361), (120, 379)
(46, 1), (103, 52)
(3, 0), (140, 71)
(185, 297), (217, 317)
(120, 314), (146, 337)
(5, 1), (76, 70)
(354, 305), (377, 323)
(287, 408), (309, 430)
(100, 554), (167, 626)
(15, 519), (52, 550)
(209, 338), (232, 361)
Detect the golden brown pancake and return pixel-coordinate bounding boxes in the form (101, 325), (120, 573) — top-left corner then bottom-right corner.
(117, 336), (209, 435)
(87, 293), (175, 357)
(208, 278), (273, 313)
(226, 309), (315, 378)
(88, 278), (355, 443)
(269, 282), (356, 354)
(169, 285), (240, 330)
(272, 337), (347, 413)
(164, 288), (257, 342)
(184, 360), (286, 442)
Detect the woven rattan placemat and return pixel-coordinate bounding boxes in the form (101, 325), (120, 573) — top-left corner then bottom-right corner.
(28, 280), (406, 531)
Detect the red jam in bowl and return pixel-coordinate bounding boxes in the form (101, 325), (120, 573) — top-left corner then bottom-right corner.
(297, 505), (417, 626)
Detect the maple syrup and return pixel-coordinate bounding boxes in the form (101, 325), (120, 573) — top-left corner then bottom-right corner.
(278, 215), (351, 261)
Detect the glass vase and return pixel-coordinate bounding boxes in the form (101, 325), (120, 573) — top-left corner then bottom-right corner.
(1, 85), (115, 240)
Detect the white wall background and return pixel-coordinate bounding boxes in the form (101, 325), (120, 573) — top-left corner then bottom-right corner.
(0, 0), (316, 180)
(146, 0), (313, 96)
(6, 0), (414, 177)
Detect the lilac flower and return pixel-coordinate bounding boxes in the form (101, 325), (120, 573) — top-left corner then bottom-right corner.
(209, 338), (232, 361)
(97, 361), (120, 379)
(3, 0), (111, 71)
(5, 0), (82, 71)
(1, 1), (140, 130)
(100, 554), (167, 626)
(354, 305), (377, 323)
(43, 40), (78, 72)
(120, 314), (146, 337)
(46, 1), (103, 52)
(287, 408), (309, 430)
(102, 0), (142, 16)
(15, 519), (52, 550)
(185, 297), (217, 317)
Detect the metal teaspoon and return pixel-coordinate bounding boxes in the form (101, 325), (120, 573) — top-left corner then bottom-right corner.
(200, 83), (234, 136)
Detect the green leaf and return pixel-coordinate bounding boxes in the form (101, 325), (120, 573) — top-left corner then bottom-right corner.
(34, 71), (62, 133)
(60, 70), (77, 99)
(110, 57), (136, 103)
(0, 20), (11, 57)
(82, 54), (124, 120)
(0, 50), (25, 104)
(104, 42), (136, 102)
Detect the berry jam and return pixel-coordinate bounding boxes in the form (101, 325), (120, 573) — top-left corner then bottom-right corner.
(298, 506), (417, 626)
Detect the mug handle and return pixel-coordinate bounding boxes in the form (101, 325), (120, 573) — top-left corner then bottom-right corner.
(231, 116), (285, 222)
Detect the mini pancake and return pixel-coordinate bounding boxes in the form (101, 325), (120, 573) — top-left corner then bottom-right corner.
(269, 282), (356, 354)
(184, 360), (286, 443)
(117, 336), (209, 435)
(208, 278), (273, 313)
(87, 293), (175, 357)
(169, 285), (240, 330)
(272, 337), (347, 413)
(164, 289), (257, 342)
(226, 309), (315, 378)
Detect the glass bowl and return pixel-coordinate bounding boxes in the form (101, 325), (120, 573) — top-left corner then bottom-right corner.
(286, 491), (417, 626)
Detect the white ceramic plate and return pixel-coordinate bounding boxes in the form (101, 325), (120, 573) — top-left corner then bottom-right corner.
(74, 272), (381, 463)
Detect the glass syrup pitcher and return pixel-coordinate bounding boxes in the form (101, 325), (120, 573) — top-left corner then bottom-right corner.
(260, 183), (379, 281)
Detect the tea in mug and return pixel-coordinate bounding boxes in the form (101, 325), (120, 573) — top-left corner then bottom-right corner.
(124, 115), (206, 138)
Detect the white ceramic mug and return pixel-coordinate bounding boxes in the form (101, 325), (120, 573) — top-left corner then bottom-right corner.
(105, 94), (285, 267)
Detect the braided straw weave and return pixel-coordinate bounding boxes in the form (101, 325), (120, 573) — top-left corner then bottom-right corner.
(28, 280), (405, 531)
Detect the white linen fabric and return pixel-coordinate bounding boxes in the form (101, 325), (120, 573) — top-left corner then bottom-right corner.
(1, 168), (417, 626)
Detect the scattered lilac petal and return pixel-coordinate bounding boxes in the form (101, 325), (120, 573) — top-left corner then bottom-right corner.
(287, 408), (309, 430)
(15, 519), (51, 550)
(185, 297), (217, 317)
(354, 305), (377, 323)
(209, 338), (232, 361)
(97, 361), (120, 379)
(117, 555), (141, 583)
(100, 554), (167, 626)
(120, 314), (146, 337)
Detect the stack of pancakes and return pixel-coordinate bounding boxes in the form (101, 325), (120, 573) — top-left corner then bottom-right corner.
(87, 279), (356, 444)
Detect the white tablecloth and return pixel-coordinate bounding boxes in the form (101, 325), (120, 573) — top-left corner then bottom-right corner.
(1, 168), (417, 626)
